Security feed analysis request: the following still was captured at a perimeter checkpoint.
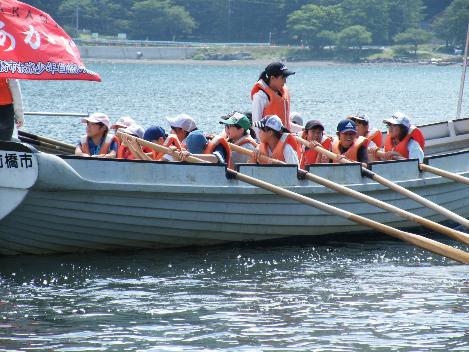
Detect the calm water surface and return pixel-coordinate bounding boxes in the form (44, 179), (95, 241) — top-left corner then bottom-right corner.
(1, 62), (468, 351)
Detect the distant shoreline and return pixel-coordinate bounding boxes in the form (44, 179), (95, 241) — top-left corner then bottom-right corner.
(84, 58), (441, 67)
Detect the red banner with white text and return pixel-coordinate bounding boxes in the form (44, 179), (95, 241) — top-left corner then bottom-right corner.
(0, 0), (101, 81)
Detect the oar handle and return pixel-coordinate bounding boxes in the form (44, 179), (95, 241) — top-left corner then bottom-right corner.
(116, 131), (206, 164)
(294, 136), (353, 164)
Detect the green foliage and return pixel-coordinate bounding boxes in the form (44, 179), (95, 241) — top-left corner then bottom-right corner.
(131, 0), (196, 40)
(337, 25), (372, 49)
(286, 4), (342, 49)
(434, 0), (469, 47)
(26, 0), (448, 45)
(394, 28), (433, 55)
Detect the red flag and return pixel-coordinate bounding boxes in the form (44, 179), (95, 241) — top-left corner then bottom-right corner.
(0, 0), (101, 81)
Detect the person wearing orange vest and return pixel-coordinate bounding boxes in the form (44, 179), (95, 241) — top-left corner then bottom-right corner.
(75, 113), (118, 158)
(253, 115), (300, 165)
(166, 113), (198, 146)
(347, 113), (383, 162)
(116, 124), (145, 160)
(219, 112), (257, 166)
(382, 112), (425, 162)
(300, 119), (332, 168)
(251, 62), (295, 133)
(0, 78), (23, 141)
(332, 119), (369, 163)
(143, 126), (182, 161)
(174, 130), (231, 165)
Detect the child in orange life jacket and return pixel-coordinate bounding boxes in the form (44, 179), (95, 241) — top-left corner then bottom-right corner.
(381, 112), (424, 162)
(75, 113), (118, 158)
(252, 115), (300, 165)
(300, 119), (332, 168)
(143, 126), (181, 161)
(166, 113), (198, 146)
(251, 62), (295, 133)
(332, 119), (368, 163)
(347, 113), (383, 162)
(175, 130), (231, 165)
(116, 124), (145, 160)
(219, 112), (257, 165)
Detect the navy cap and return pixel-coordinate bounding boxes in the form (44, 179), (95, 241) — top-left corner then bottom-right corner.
(185, 130), (208, 154)
(144, 126), (165, 142)
(337, 119), (357, 133)
(265, 62), (295, 77)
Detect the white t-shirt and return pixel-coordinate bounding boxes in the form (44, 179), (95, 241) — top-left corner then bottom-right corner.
(408, 139), (424, 162)
(252, 89), (269, 136)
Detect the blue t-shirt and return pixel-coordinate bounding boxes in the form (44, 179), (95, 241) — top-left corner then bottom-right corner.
(77, 135), (118, 156)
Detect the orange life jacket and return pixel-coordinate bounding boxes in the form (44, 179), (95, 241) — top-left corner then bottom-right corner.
(383, 126), (425, 159)
(235, 135), (257, 148)
(204, 135), (232, 165)
(258, 133), (300, 164)
(152, 134), (182, 160)
(80, 134), (113, 156)
(366, 128), (383, 148)
(0, 79), (13, 105)
(332, 136), (369, 163)
(300, 135), (333, 168)
(251, 81), (291, 130)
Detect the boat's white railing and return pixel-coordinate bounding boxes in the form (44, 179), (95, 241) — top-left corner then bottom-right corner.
(24, 112), (89, 118)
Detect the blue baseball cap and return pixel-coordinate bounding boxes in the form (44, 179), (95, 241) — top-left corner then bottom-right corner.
(144, 126), (165, 142)
(337, 119), (357, 133)
(185, 130), (207, 154)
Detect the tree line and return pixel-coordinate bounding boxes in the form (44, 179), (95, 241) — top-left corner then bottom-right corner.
(26, 0), (468, 48)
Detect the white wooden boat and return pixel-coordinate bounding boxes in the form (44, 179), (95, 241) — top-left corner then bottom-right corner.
(1, 118), (469, 255)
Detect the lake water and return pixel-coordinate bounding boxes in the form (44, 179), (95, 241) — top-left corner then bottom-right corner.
(1, 62), (468, 351)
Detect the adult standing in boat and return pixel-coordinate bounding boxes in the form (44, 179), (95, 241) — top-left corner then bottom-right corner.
(0, 78), (24, 141)
(381, 112), (425, 162)
(300, 120), (332, 168)
(332, 119), (369, 164)
(219, 112), (257, 166)
(251, 62), (296, 133)
(75, 113), (118, 158)
(166, 114), (198, 146)
(253, 115), (300, 165)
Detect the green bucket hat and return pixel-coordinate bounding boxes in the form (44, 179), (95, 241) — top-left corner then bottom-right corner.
(219, 112), (251, 130)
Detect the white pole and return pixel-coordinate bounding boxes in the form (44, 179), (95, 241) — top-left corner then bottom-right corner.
(456, 24), (469, 119)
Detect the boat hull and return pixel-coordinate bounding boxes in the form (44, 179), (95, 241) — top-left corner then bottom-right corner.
(1, 141), (469, 255)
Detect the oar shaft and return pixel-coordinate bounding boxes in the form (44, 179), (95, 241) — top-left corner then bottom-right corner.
(127, 133), (469, 263)
(231, 170), (469, 264)
(229, 141), (469, 245)
(365, 170), (469, 228)
(420, 163), (469, 186)
(19, 131), (75, 150)
(19, 135), (75, 154)
(295, 135), (469, 228)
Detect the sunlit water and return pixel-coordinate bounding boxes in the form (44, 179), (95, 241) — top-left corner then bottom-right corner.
(2, 62), (468, 351)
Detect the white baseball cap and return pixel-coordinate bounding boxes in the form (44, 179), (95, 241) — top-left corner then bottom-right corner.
(254, 115), (289, 133)
(166, 113), (197, 132)
(383, 112), (411, 129)
(111, 116), (136, 130)
(81, 112), (110, 129)
(122, 124), (145, 139)
(350, 112), (370, 124)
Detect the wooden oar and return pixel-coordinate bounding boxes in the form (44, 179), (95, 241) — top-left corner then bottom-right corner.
(18, 135), (75, 154)
(117, 131), (469, 264)
(295, 136), (469, 229)
(419, 163), (469, 186)
(19, 130), (76, 150)
(228, 142), (469, 245)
